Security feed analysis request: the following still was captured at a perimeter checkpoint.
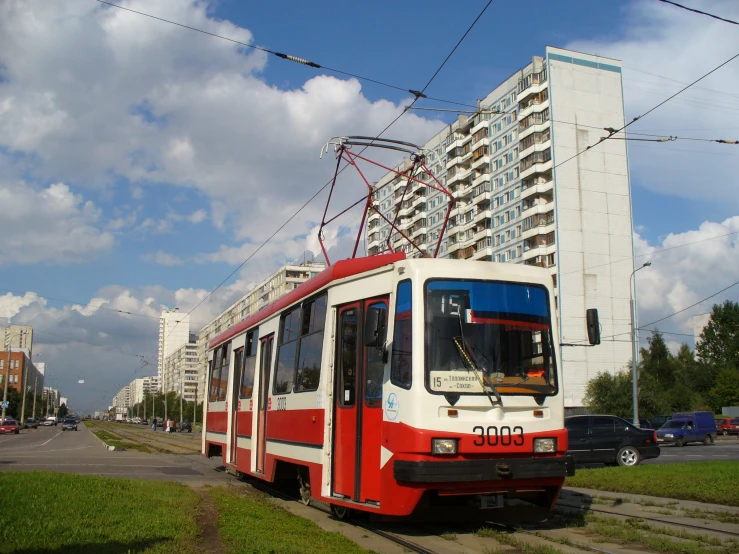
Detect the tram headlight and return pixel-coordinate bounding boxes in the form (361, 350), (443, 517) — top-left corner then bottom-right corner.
(533, 438), (556, 453)
(431, 438), (458, 455)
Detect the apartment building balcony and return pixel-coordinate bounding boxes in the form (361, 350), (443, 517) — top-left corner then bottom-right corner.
(393, 179), (408, 193)
(471, 116), (492, 136)
(410, 210), (427, 225)
(411, 194), (427, 210)
(473, 227), (493, 243)
(517, 68), (548, 102)
(471, 154), (490, 171)
(519, 131), (552, 159)
(447, 167), (472, 188)
(473, 208), (492, 225)
(470, 136), (488, 153)
(518, 94), (550, 121)
(368, 210), (380, 223)
(452, 186), (473, 203)
(472, 246), (493, 261)
(472, 172), (491, 187)
(367, 236), (381, 250)
(521, 198), (554, 220)
(518, 116), (550, 141)
(522, 240), (556, 261)
(520, 158), (553, 180)
(521, 179), (553, 202)
(446, 241), (462, 256)
(411, 225), (427, 239)
(522, 220), (556, 241)
(524, 254), (557, 269)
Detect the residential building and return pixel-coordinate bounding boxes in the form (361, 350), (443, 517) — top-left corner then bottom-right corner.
(161, 342), (201, 403)
(129, 376), (159, 406)
(196, 261), (325, 388)
(158, 308), (190, 382)
(367, 47), (634, 407)
(1, 325), (33, 354)
(113, 385), (131, 413)
(59, 396), (69, 408)
(43, 387), (61, 415)
(0, 349), (44, 396)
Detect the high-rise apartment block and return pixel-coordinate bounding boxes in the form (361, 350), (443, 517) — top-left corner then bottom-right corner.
(158, 308), (190, 381)
(1, 325), (33, 354)
(367, 47), (635, 407)
(161, 342), (200, 403)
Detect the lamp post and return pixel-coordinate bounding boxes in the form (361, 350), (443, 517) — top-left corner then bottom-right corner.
(630, 261), (652, 428)
(32, 359), (43, 420)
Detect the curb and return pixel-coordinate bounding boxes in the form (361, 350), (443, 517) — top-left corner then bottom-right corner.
(88, 428), (124, 451)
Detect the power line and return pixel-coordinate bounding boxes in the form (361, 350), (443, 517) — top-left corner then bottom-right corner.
(657, 0), (739, 26)
(640, 280), (739, 329)
(166, 0), (494, 342)
(553, 49), (739, 170)
(93, 0), (477, 108)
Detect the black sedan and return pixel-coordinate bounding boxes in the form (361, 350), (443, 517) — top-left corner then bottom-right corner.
(25, 418), (39, 429)
(62, 417), (78, 431)
(565, 415), (660, 467)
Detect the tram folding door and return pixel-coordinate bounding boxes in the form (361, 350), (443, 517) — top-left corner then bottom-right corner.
(229, 347), (244, 465)
(256, 334), (274, 474)
(333, 297), (388, 505)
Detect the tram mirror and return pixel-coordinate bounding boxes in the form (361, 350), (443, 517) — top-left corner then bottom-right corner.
(365, 306), (387, 348)
(586, 308), (601, 345)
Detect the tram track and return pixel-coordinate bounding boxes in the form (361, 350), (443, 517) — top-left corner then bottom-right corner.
(91, 422), (200, 453)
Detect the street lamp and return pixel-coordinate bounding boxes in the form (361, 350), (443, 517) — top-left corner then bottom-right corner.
(630, 261), (652, 428)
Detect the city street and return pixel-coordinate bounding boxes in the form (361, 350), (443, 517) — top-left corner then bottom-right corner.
(644, 435), (739, 464)
(0, 424), (234, 486)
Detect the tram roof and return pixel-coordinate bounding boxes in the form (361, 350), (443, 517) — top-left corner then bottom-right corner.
(209, 252), (406, 350)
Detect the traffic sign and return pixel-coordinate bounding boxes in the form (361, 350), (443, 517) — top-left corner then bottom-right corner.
(1, 401), (8, 409)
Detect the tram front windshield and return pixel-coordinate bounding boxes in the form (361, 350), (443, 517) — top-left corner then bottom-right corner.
(425, 279), (557, 396)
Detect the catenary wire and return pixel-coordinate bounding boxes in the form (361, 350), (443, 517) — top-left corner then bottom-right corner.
(166, 0), (495, 342)
(93, 0), (477, 108)
(657, 0), (739, 26)
(553, 49), (739, 170)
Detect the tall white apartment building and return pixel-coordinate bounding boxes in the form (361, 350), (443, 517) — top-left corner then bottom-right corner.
(161, 343), (201, 403)
(113, 385), (130, 411)
(196, 261), (325, 383)
(367, 47), (635, 407)
(128, 376), (159, 406)
(158, 308), (190, 381)
(1, 325), (33, 353)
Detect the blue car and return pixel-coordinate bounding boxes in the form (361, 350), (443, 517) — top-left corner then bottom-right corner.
(656, 411), (717, 446)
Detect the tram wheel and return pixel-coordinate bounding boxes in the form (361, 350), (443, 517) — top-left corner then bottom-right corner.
(330, 504), (351, 520)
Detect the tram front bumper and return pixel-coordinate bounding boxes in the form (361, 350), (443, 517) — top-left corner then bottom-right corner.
(393, 456), (575, 483)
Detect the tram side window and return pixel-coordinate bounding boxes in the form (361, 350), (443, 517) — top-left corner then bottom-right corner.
(274, 308), (299, 394)
(339, 308), (358, 407)
(240, 329), (259, 399)
(295, 294), (327, 392)
(391, 280), (412, 389)
(365, 302), (387, 408)
(216, 342), (232, 402)
(208, 348), (222, 402)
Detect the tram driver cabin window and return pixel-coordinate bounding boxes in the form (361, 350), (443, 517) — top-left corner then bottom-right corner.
(391, 280), (412, 389)
(240, 329), (259, 399)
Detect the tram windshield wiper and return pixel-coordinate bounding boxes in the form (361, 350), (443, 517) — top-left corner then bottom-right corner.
(453, 335), (503, 406)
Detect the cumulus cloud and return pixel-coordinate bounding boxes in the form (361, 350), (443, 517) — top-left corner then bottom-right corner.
(0, 181), (114, 265)
(566, 0), (739, 206)
(142, 251), (184, 266)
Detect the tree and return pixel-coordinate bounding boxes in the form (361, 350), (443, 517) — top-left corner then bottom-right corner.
(58, 403), (68, 418)
(696, 300), (739, 370)
(708, 368), (739, 411)
(640, 330), (676, 387)
(583, 369), (632, 418)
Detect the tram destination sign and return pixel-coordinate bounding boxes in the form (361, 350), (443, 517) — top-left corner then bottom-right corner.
(430, 370), (485, 392)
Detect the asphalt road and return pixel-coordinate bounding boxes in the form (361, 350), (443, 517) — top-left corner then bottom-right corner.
(643, 434), (739, 464)
(0, 424), (235, 486)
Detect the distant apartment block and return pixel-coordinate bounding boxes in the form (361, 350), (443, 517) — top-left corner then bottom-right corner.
(112, 376), (159, 412)
(161, 342), (201, 404)
(196, 261), (325, 384)
(158, 308), (190, 381)
(0, 349), (43, 396)
(367, 47), (635, 407)
(1, 325), (33, 354)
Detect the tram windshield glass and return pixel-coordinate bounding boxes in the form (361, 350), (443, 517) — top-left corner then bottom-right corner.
(424, 279), (557, 396)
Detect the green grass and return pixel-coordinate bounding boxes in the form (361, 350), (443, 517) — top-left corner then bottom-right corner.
(211, 487), (367, 554)
(0, 472), (201, 553)
(565, 462), (739, 506)
(90, 428), (151, 453)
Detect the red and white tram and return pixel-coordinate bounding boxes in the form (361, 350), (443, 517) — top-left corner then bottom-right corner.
(203, 253), (577, 517)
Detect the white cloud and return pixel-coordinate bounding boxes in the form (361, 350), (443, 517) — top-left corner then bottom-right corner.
(0, 291), (45, 322)
(566, 0), (739, 206)
(633, 216), (739, 349)
(142, 251), (184, 266)
(0, 181), (114, 265)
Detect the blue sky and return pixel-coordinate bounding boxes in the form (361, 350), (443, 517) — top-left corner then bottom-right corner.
(1, 0), (738, 412)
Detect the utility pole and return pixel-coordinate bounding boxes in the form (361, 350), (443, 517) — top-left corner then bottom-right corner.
(630, 262), (651, 428)
(193, 381), (198, 427)
(20, 356), (29, 424)
(32, 363), (42, 420)
(179, 366), (184, 429)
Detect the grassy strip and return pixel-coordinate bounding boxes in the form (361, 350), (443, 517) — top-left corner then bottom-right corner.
(565, 461), (739, 506)
(0, 472), (200, 553)
(475, 528), (566, 554)
(90, 428), (151, 453)
(211, 487), (367, 554)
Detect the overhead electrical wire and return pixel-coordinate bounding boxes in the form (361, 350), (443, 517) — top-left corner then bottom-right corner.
(657, 0), (739, 26)
(164, 0), (494, 343)
(92, 0), (477, 109)
(553, 49), (739, 170)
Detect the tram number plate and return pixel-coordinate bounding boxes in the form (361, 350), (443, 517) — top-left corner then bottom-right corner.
(472, 425), (524, 447)
(275, 397), (287, 411)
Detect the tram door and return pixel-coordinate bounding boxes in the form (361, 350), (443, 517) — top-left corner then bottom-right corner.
(255, 334), (274, 474)
(229, 347), (244, 465)
(333, 298), (388, 504)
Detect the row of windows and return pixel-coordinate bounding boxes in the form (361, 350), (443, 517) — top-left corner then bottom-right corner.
(0, 360), (20, 369)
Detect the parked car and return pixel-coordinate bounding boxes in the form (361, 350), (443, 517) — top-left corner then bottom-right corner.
(656, 411), (717, 446)
(565, 415), (660, 467)
(62, 417), (78, 431)
(650, 415), (671, 429)
(727, 418), (739, 436)
(25, 418), (39, 429)
(42, 417), (57, 426)
(0, 418), (21, 434)
(179, 420), (192, 433)
(716, 417), (732, 435)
